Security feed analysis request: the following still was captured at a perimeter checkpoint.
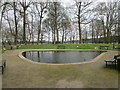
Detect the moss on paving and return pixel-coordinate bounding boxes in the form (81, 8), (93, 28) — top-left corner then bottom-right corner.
(2, 49), (118, 88)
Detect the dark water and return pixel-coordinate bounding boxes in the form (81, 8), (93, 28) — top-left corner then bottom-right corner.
(22, 51), (104, 64)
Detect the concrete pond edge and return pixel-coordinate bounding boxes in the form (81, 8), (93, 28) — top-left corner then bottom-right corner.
(18, 49), (112, 66)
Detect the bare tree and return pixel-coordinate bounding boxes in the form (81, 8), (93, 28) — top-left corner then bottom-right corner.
(74, 1), (92, 43)
(35, 2), (47, 44)
(44, 2), (70, 44)
(20, 1), (31, 44)
(93, 2), (118, 43)
(13, 2), (18, 45)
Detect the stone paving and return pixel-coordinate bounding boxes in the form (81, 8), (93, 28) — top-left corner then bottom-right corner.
(2, 49), (119, 88)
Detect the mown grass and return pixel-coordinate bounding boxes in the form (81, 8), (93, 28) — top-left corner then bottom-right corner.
(19, 43), (118, 50)
(2, 43), (119, 50)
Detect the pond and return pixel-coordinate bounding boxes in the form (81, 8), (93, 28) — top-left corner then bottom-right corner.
(22, 51), (104, 64)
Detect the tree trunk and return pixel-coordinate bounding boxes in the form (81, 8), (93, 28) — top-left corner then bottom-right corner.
(6, 11), (13, 42)
(54, 2), (59, 43)
(0, 8), (4, 33)
(78, 2), (82, 43)
(107, 28), (110, 43)
(85, 31), (87, 43)
(106, 14), (110, 44)
(13, 2), (18, 45)
(36, 3), (45, 45)
(23, 6), (26, 45)
(31, 15), (34, 44)
(0, 3), (7, 33)
(40, 33), (43, 44)
(37, 13), (42, 45)
(91, 23), (94, 43)
(96, 31), (99, 43)
(102, 20), (106, 43)
(37, 24), (41, 45)
(62, 28), (65, 44)
(53, 27), (56, 44)
(64, 31), (67, 43)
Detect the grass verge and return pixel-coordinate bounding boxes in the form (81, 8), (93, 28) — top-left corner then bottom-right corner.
(3, 43), (119, 50)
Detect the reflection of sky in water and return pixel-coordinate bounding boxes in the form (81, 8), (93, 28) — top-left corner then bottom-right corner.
(23, 51), (103, 64)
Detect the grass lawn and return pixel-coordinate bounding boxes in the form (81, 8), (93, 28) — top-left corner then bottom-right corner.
(19, 43), (118, 49)
(3, 43), (119, 50)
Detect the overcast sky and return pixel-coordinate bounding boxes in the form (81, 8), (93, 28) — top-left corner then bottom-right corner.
(1, 0), (119, 41)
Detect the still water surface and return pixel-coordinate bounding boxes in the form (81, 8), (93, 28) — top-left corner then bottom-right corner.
(22, 51), (104, 64)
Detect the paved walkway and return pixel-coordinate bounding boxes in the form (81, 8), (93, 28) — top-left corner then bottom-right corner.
(2, 49), (118, 88)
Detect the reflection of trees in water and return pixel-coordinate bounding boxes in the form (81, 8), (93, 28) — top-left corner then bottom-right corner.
(28, 51), (32, 61)
(29, 51), (32, 60)
(37, 51), (40, 62)
(23, 51), (104, 64)
(32, 52), (34, 61)
(53, 51), (59, 63)
(22, 52), (26, 57)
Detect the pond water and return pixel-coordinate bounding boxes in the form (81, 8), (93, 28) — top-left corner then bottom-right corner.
(22, 51), (104, 64)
